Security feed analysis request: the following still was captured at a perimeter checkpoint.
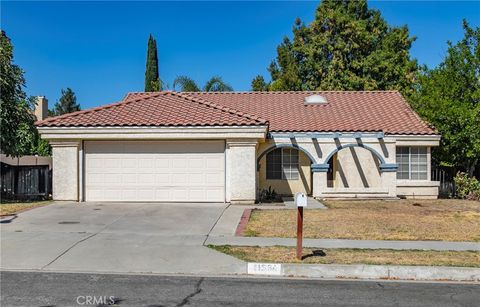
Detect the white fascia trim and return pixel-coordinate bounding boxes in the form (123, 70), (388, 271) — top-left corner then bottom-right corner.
(392, 134), (441, 146)
(38, 125), (268, 140)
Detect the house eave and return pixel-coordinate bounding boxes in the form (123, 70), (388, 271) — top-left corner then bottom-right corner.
(391, 134), (441, 146)
(37, 125), (268, 140)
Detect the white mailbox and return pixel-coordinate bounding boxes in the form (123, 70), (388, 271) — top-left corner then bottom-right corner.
(294, 192), (307, 207)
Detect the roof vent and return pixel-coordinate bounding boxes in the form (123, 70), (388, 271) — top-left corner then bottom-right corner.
(304, 94), (327, 105)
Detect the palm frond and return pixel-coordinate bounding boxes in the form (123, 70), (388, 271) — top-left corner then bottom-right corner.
(173, 76), (200, 92)
(203, 76), (234, 92)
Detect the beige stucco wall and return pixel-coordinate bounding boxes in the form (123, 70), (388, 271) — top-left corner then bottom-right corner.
(258, 137), (399, 198)
(258, 150), (312, 196)
(397, 180), (440, 199)
(51, 141), (79, 201)
(333, 147), (382, 188)
(226, 139), (257, 204)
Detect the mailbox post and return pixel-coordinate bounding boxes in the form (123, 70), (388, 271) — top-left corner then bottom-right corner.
(294, 192), (307, 260)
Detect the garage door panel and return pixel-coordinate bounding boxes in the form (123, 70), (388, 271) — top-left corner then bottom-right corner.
(85, 141), (225, 202)
(138, 189), (155, 201)
(189, 189), (205, 200)
(172, 173), (187, 184)
(138, 158), (155, 169)
(205, 173), (223, 185)
(155, 159), (170, 169)
(88, 173), (104, 184)
(121, 189), (137, 200)
(155, 174), (170, 184)
(104, 174), (121, 184)
(138, 174), (155, 185)
(188, 159), (204, 168)
(155, 188), (170, 200)
(88, 159), (105, 169)
(121, 175), (137, 184)
(189, 173), (203, 185)
(206, 188), (224, 201)
(206, 158), (222, 169)
(172, 159), (187, 169)
(172, 188), (188, 200)
(121, 159), (137, 168)
(103, 159), (120, 169)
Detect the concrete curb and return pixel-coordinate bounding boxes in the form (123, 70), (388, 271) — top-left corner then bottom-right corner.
(247, 262), (480, 282)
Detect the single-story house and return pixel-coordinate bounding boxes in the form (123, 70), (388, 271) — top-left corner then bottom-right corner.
(36, 91), (440, 204)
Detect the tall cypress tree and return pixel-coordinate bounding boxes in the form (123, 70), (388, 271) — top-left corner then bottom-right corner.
(144, 34), (160, 92)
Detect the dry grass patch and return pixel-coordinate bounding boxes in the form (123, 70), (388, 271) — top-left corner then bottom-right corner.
(0, 201), (51, 216)
(245, 199), (480, 241)
(210, 245), (480, 267)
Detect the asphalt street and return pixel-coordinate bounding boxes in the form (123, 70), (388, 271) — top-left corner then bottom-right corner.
(1, 271), (479, 307)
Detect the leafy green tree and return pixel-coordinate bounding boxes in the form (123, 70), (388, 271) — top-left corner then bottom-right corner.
(0, 31), (38, 157)
(258, 0), (418, 96)
(251, 75), (269, 91)
(53, 88), (80, 115)
(30, 128), (51, 156)
(412, 20), (480, 176)
(173, 75), (233, 92)
(145, 34), (160, 92)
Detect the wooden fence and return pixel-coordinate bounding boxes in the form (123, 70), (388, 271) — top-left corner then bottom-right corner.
(1, 162), (51, 200)
(431, 166), (456, 198)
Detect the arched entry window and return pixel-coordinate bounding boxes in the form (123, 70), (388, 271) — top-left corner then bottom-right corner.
(266, 148), (299, 180)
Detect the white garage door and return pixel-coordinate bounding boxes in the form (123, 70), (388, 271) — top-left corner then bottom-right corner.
(84, 141), (225, 202)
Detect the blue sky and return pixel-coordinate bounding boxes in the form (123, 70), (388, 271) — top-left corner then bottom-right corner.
(2, 1), (479, 109)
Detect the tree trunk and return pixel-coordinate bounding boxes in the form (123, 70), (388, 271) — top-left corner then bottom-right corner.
(467, 159), (477, 177)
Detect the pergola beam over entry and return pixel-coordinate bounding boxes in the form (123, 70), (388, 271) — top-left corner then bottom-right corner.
(268, 132), (385, 139)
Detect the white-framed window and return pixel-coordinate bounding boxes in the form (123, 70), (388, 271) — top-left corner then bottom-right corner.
(266, 148), (299, 180)
(396, 147), (428, 180)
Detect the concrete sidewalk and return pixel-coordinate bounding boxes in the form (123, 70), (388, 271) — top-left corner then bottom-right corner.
(206, 236), (480, 251)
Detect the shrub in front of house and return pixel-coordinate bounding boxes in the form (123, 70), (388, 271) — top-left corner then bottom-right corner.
(258, 186), (278, 203)
(454, 172), (480, 200)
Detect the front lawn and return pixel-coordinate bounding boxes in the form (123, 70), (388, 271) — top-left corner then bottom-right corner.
(245, 199), (480, 242)
(210, 245), (480, 267)
(0, 201), (51, 216)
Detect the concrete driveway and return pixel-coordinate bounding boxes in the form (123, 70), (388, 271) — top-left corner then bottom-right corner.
(0, 202), (244, 275)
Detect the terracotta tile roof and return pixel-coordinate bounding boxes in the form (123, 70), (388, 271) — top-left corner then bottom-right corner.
(181, 91), (435, 135)
(36, 91), (267, 127)
(39, 90), (436, 135)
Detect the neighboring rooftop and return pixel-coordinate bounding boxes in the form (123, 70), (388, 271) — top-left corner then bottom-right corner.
(38, 90), (436, 135)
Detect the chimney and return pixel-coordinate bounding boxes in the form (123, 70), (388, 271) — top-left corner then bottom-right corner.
(35, 96), (48, 121)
